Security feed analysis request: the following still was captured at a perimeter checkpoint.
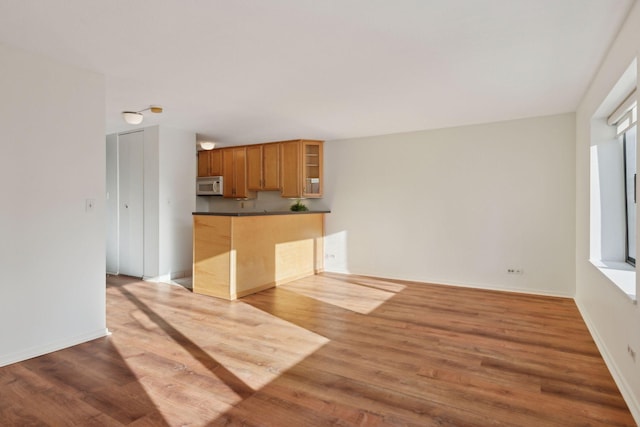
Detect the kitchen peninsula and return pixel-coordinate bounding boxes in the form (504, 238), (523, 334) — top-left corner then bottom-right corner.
(192, 211), (328, 300)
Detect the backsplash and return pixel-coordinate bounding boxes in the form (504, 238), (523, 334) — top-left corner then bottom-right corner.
(197, 190), (329, 213)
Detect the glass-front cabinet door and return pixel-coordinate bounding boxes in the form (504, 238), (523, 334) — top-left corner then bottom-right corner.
(302, 140), (323, 197)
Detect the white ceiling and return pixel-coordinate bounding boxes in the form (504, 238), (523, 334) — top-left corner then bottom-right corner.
(0, 0), (634, 145)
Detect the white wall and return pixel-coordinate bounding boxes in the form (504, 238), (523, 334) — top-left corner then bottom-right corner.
(106, 134), (118, 274)
(324, 113), (576, 297)
(158, 127), (196, 279)
(143, 126), (160, 278)
(0, 43), (107, 366)
(575, 1), (640, 422)
(589, 117), (627, 262)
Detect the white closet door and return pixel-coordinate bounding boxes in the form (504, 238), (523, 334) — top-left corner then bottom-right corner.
(105, 134), (118, 274)
(118, 131), (144, 277)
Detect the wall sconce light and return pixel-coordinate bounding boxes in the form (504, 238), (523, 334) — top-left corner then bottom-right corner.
(122, 105), (163, 125)
(199, 141), (216, 150)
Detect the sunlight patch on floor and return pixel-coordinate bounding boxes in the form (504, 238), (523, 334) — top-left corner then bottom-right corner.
(111, 284), (329, 425)
(193, 302), (330, 390)
(282, 275), (405, 314)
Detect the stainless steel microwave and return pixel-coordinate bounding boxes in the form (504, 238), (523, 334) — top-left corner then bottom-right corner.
(196, 176), (223, 196)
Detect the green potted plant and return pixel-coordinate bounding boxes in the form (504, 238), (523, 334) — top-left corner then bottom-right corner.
(290, 199), (309, 212)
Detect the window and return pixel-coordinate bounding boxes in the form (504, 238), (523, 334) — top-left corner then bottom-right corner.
(613, 99), (638, 267)
(622, 121), (637, 266)
(589, 74), (637, 299)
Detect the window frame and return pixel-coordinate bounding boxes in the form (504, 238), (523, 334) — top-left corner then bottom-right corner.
(622, 122), (637, 267)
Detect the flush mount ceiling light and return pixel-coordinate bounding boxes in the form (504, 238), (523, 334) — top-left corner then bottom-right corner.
(122, 105), (163, 125)
(199, 141), (216, 150)
(122, 111), (143, 124)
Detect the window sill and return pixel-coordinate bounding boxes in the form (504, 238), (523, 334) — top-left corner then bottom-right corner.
(590, 259), (637, 302)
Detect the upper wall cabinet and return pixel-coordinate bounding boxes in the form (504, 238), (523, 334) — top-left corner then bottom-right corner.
(197, 150), (222, 177)
(199, 139), (323, 199)
(222, 146), (256, 199)
(280, 140), (323, 198)
(247, 142), (281, 191)
(263, 142), (282, 191)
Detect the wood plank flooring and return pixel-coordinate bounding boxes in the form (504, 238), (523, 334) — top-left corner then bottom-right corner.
(0, 273), (635, 426)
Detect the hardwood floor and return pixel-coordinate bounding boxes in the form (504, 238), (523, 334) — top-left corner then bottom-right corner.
(0, 273), (635, 426)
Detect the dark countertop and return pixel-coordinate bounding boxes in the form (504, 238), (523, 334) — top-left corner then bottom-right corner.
(193, 210), (330, 217)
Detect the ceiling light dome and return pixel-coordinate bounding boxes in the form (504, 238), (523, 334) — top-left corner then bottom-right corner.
(122, 111), (144, 125)
(200, 141), (216, 150)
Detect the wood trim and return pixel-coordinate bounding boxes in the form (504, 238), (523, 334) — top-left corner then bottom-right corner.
(235, 282), (276, 299)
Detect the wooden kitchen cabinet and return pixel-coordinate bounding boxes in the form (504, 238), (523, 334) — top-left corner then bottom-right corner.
(197, 150), (222, 177)
(247, 143), (281, 191)
(280, 140), (323, 198)
(263, 143), (281, 190)
(198, 139), (322, 198)
(246, 145), (263, 191)
(222, 147), (255, 199)
(193, 212), (325, 300)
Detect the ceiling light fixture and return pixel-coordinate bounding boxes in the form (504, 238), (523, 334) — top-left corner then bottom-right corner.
(122, 105), (163, 125)
(122, 111), (143, 124)
(199, 141), (216, 150)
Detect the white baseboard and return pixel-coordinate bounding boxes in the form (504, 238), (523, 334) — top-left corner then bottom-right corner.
(575, 300), (640, 425)
(143, 270), (192, 284)
(423, 277), (573, 298)
(325, 269), (573, 298)
(144, 274), (170, 283)
(0, 328), (110, 368)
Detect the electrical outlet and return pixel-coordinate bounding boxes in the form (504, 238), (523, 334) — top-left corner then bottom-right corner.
(628, 345), (636, 362)
(507, 268), (524, 275)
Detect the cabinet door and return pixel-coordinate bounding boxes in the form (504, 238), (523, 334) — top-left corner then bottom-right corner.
(302, 141), (323, 197)
(118, 131), (144, 277)
(222, 147), (254, 198)
(222, 148), (234, 197)
(210, 150), (223, 176)
(280, 141), (301, 198)
(263, 143), (280, 190)
(198, 150), (223, 177)
(197, 151), (210, 177)
(246, 145), (263, 190)
(233, 146), (250, 198)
